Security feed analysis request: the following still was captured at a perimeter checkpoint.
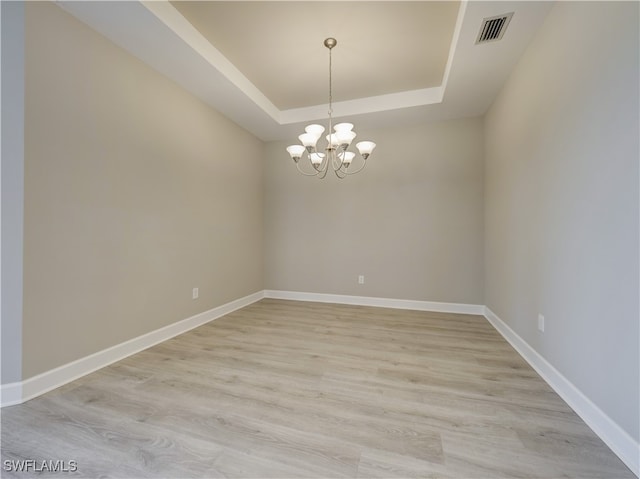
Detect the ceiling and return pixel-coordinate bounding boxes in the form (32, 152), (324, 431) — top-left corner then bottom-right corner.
(57, 1), (553, 141)
(171, 1), (460, 110)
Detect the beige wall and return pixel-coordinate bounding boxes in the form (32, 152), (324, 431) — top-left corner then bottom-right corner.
(264, 118), (484, 304)
(22, 2), (264, 378)
(9, 4), (637, 456)
(484, 1), (639, 441)
(1, 1), (25, 384)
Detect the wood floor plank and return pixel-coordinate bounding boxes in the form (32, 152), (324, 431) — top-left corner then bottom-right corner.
(1, 299), (634, 478)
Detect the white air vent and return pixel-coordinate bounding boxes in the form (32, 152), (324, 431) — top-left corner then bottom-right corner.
(476, 12), (514, 44)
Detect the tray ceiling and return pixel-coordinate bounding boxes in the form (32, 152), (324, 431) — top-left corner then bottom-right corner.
(57, 1), (554, 140)
(171, 1), (460, 110)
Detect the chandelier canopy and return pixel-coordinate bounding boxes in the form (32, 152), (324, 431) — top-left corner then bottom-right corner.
(286, 38), (376, 179)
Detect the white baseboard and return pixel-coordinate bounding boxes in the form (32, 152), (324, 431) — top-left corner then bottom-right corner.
(0, 381), (23, 408)
(264, 290), (485, 315)
(1, 290), (636, 477)
(1, 290), (481, 408)
(0, 291), (264, 408)
(484, 307), (639, 477)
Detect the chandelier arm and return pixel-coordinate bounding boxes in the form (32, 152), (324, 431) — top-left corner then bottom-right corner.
(312, 151), (331, 179)
(333, 145), (352, 171)
(318, 163), (330, 179)
(339, 157), (369, 176)
(294, 155), (321, 176)
(320, 152), (331, 172)
(331, 152), (343, 171)
(295, 163), (321, 176)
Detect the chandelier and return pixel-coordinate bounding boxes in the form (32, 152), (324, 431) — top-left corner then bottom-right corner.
(286, 38), (376, 179)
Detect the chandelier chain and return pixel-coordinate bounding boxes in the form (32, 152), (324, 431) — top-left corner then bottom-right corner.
(328, 44), (333, 130)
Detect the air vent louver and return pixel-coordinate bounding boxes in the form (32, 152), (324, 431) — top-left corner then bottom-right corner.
(476, 12), (514, 44)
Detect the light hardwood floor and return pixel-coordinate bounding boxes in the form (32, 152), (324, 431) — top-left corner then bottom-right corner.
(1, 299), (634, 478)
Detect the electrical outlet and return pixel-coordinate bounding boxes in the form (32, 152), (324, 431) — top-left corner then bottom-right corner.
(358, 275), (365, 285)
(192, 287), (199, 300)
(538, 314), (545, 332)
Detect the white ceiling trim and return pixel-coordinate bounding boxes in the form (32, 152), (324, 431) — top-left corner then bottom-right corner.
(140, 0), (281, 123)
(143, 1), (461, 126)
(441, 0), (468, 92)
(280, 87), (444, 125)
(56, 0), (553, 141)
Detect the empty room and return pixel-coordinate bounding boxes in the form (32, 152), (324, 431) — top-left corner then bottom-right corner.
(1, 1), (638, 477)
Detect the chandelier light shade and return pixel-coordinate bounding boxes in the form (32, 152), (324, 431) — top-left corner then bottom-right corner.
(286, 38), (376, 179)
